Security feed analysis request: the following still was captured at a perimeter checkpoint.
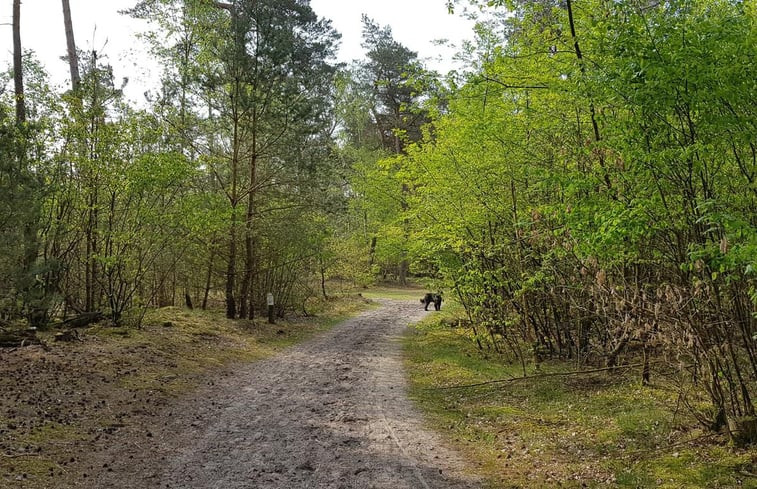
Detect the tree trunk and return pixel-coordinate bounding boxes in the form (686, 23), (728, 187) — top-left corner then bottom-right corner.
(605, 333), (630, 368)
(14, 0), (45, 327)
(225, 69), (241, 319)
(202, 246), (214, 310)
(12, 0), (25, 124)
(368, 236), (377, 267)
(85, 50), (100, 313)
(226, 213), (237, 319)
(239, 239), (250, 320)
(61, 0), (80, 92)
(241, 149), (257, 320)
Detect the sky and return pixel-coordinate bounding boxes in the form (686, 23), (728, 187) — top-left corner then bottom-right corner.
(0, 0), (474, 105)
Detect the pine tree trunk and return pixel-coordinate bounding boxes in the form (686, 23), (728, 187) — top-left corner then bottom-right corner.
(242, 149), (257, 320)
(85, 50), (100, 313)
(13, 0), (25, 124)
(226, 213), (237, 319)
(13, 0), (26, 125)
(13, 0), (45, 326)
(202, 247), (214, 310)
(61, 0), (80, 92)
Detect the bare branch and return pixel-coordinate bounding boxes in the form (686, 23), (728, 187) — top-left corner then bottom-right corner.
(429, 363), (649, 390)
(479, 75), (550, 90)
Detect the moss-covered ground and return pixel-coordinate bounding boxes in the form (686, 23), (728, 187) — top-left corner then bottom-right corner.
(403, 304), (757, 489)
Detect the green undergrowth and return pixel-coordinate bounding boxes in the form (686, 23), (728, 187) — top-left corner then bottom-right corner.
(404, 307), (757, 489)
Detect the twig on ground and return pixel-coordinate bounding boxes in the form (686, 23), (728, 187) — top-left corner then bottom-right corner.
(428, 363), (647, 390)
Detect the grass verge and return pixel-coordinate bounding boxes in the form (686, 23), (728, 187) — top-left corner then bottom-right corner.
(403, 306), (757, 488)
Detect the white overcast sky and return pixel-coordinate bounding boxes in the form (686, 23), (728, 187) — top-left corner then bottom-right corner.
(1, 0), (474, 105)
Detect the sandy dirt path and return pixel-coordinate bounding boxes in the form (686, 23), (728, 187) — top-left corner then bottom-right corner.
(93, 299), (481, 488)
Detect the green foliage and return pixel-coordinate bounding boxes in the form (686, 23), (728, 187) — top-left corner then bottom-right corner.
(0, 54), (55, 324)
(322, 235), (375, 289)
(335, 18), (444, 284)
(371, 0), (757, 443)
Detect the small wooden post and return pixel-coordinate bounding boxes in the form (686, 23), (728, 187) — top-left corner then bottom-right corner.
(266, 293), (275, 324)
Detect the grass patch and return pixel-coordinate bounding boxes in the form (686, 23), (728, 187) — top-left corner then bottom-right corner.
(360, 284), (426, 301)
(404, 310), (757, 488)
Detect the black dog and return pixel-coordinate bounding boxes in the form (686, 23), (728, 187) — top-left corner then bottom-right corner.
(420, 293), (442, 311)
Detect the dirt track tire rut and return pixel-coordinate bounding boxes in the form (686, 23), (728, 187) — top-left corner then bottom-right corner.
(95, 299), (480, 488)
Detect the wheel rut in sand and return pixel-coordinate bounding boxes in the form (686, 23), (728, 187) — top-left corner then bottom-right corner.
(95, 299), (481, 489)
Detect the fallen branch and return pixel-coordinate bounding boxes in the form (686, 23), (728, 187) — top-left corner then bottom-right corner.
(60, 311), (103, 329)
(429, 363), (646, 390)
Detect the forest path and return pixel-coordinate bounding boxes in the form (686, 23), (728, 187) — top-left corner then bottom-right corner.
(94, 299), (480, 489)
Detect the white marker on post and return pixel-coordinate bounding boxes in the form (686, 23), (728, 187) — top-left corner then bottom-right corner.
(266, 293), (275, 324)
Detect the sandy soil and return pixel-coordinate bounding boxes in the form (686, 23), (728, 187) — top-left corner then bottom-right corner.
(88, 299), (481, 488)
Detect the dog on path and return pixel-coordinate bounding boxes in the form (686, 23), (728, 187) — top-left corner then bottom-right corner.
(420, 293), (442, 311)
